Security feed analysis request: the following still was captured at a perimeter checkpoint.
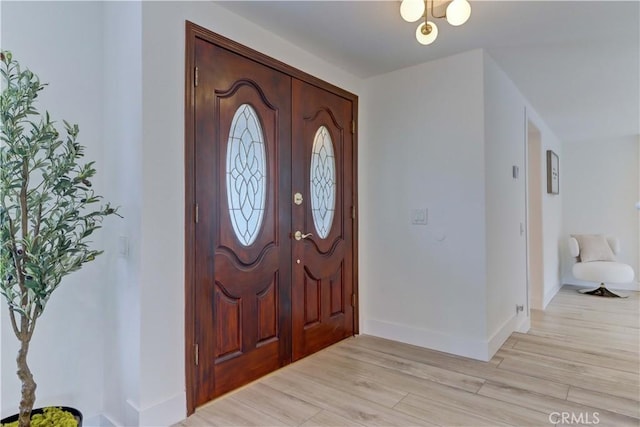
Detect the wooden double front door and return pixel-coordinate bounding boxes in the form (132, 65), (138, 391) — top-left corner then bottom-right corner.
(186, 24), (358, 412)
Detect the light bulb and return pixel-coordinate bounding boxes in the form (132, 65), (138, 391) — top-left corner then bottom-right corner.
(401, 0), (425, 23)
(446, 0), (471, 26)
(416, 21), (438, 45)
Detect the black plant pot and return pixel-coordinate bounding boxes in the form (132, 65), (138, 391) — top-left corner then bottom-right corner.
(1, 406), (82, 426)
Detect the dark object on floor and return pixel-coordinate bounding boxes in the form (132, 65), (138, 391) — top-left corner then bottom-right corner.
(578, 283), (627, 298)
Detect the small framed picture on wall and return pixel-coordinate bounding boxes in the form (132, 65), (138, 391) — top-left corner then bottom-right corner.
(546, 150), (559, 194)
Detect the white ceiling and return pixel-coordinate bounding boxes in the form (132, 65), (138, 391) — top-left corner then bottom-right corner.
(216, 1), (640, 143)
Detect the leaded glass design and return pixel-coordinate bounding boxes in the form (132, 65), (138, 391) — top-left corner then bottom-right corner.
(226, 104), (266, 246)
(310, 126), (336, 239)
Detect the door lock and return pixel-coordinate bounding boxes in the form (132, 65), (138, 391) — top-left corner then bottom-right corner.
(293, 192), (303, 205)
(294, 231), (313, 241)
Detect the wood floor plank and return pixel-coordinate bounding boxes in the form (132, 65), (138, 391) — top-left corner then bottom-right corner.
(299, 410), (366, 427)
(179, 286), (640, 426)
(198, 395), (290, 426)
(262, 369), (437, 426)
(496, 346), (639, 386)
(497, 355), (640, 401)
(478, 364), (571, 400)
(346, 334), (570, 400)
(478, 381), (639, 427)
(179, 412), (215, 427)
(502, 336), (518, 348)
(288, 353), (409, 408)
(329, 340), (485, 393)
(306, 350), (549, 426)
(510, 336), (640, 373)
(306, 349), (491, 403)
(509, 332), (639, 365)
(528, 319), (638, 344)
(400, 388), (551, 426)
(394, 395), (512, 427)
(567, 386), (640, 419)
(527, 327), (639, 353)
(530, 314), (639, 343)
(488, 355), (504, 366)
(537, 306), (640, 328)
(227, 382), (322, 426)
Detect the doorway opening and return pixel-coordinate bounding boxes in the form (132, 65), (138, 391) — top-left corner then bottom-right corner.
(526, 119), (544, 310)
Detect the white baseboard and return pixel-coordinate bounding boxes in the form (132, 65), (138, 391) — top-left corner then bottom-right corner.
(543, 282), (562, 309)
(123, 399), (140, 427)
(364, 318), (491, 361)
(123, 393), (186, 427)
(612, 281), (640, 291)
(487, 313), (529, 359)
(100, 414), (118, 427)
(138, 392), (186, 427)
(516, 313), (531, 333)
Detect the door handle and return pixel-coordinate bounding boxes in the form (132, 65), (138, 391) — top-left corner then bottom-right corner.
(294, 231), (313, 241)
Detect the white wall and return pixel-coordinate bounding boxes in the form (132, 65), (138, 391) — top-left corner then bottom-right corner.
(562, 135), (640, 291)
(360, 50), (564, 362)
(1, 1), (107, 422)
(101, 2), (143, 426)
(482, 53), (529, 354)
(482, 51), (565, 345)
(361, 50), (489, 360)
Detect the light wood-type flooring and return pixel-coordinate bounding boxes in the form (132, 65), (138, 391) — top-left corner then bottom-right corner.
(177, 285), (640, 426)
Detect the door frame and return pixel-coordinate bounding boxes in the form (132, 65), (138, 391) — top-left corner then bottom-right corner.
(184, 21), (359, 415)
(525, 114), (544, 311)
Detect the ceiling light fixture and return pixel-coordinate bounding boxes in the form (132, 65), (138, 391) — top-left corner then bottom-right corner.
(400, 0), (471, 45)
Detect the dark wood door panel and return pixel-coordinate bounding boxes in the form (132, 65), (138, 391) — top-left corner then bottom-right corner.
(291, 79), (354, 361)
(212, 272), (280, 359)
(302, 239), (346, 275)
(302, 260), (346, 324)
(186, 24), (358, 414)
(193, 38), (292, 406)
(212, 340), (281, 397)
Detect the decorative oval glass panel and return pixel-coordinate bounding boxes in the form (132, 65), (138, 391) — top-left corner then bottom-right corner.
(226, 104), (267, 246)
(310, 126), (336, 239)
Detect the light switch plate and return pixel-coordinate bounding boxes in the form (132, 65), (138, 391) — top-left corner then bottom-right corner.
(118, 235), (129, 258)
(411, 208), (428, 225)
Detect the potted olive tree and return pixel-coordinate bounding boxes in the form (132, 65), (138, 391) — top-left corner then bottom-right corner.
(0, 51), (119, 427)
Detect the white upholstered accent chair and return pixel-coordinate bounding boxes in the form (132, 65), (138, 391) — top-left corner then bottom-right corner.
(569, 235), (635, 298)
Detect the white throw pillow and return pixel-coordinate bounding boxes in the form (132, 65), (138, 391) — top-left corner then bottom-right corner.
(571, 234), (616, 262)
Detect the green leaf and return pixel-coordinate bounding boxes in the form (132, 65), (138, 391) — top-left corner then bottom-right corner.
(1, 50), (121, 331)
